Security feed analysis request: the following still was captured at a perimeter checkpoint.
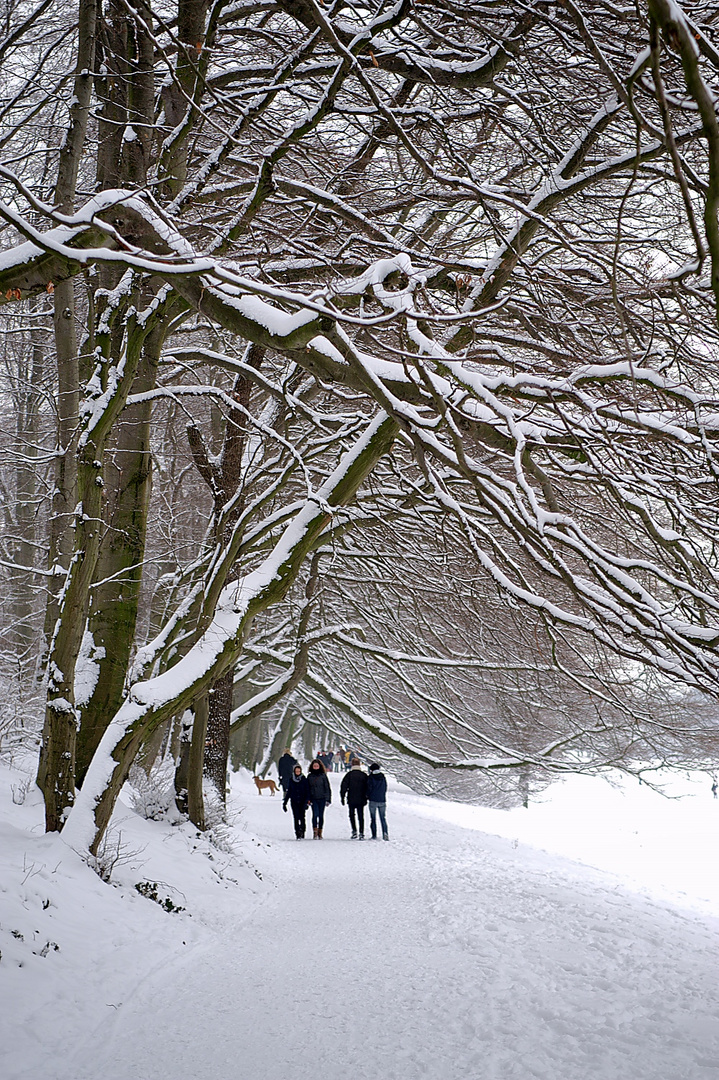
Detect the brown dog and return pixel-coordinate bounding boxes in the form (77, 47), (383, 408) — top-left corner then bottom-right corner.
(253, 775), (278, 795)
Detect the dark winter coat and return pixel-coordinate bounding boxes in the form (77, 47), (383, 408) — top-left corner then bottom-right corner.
(307, 768), (332, 803)
(278, 752), (298, 789)
(340, 767), (368, 807)
(367, 771), (387, 803)
(284, 773), (310, 809)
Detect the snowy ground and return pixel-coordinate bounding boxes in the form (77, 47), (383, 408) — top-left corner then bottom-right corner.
(1, 760), (719, 1080)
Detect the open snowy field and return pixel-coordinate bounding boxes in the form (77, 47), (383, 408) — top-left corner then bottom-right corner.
(1, 760), (718, 1080)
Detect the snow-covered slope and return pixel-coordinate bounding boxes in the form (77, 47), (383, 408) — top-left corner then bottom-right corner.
(1, 762), (718, 1080)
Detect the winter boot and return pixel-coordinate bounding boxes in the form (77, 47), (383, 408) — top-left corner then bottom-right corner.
(358, 833), (364, 840)
(383, 832), (389, 841)
(351, 829), (358, 839)
(313, 827), (319, 839)
(317, 827), (323, 839)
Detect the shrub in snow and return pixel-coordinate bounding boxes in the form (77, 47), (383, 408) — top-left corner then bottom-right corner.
(90, 828), (144, 883)
(0, 931), (60, 967)
(202, 781), (239, 854)
(128, 763), (175, 821)
(11, 775), (32, 805)
(134, 881), (186, 914)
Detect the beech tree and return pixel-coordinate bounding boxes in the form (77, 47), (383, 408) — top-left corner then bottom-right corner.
(0, 0), (718, 855)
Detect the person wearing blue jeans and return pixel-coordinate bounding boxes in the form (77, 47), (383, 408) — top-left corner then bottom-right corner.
(340, 758), (368, 838)
(367, 762), (389, 840)
(307, 758), (332, 838)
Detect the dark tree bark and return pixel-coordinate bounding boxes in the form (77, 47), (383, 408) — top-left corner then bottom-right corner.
(188, 695), (208, 829)
(204, 670), (233, 801)
(76, 331), (161, 784)
(37, 0), (98, 815)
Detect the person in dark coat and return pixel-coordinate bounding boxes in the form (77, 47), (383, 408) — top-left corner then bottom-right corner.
(367, 762), (389, 840)
(307, 758), (332, 838)
(278, 747), (298, 795)
(283, 764), (311, 839)
(340, 758), (368, 839)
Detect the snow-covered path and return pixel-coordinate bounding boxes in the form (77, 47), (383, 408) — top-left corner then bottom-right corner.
(51, 773), (719, 1080)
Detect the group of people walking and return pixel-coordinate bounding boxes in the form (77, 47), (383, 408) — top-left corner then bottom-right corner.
(277, 748), (389, 841)
(315, 747), (362, 773)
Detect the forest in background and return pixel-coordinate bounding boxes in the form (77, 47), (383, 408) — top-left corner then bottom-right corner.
(2, 0), (719, 860)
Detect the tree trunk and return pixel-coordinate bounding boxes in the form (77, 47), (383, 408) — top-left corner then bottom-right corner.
(41, 310), (148, 830)
(9, 313), (45, 665)
(76, 338), (160, 784)
(264, 710), (298, 777)
(74, 0), (160, 783)
(204, 668), (233, 802)
(188, 695), (208, 829)
(37, 280), (80, 794)
(159, 0), (211, 196)
(174, 713), (193, 815)
(42, 440), (112, 830)
(38, 0), (98, 805)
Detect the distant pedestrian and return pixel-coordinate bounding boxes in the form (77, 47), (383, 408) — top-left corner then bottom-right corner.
(318, 750), (331, 771)
(283, 764), (310, 839)
(367, 762), (389, 841)
(278, 747), (298, 795)
(712, 779), (718, 799)
(340, 758), (368, 839)
(307, 758), (332, 838)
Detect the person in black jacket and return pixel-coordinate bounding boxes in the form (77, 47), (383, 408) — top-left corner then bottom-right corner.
(340, 758), (369, 839)
(283, 764), (311, 839)
(307, 758), (332, 838)
(367, 762), (389, 840)
(277, 747), (298, 795)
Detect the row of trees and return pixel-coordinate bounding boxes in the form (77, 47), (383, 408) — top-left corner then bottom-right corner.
(1, 0), (719, 858)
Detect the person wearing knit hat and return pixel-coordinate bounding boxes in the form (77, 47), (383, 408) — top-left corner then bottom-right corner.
(277, 746), (298, 796)
(283, 763), (310, 839)
(340, 759), (369, 838)
(367, 763), (389, 840)
(307, 758), (332, 838)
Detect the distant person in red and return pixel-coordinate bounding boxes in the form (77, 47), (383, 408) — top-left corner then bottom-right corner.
(340, 758), (368, 839)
